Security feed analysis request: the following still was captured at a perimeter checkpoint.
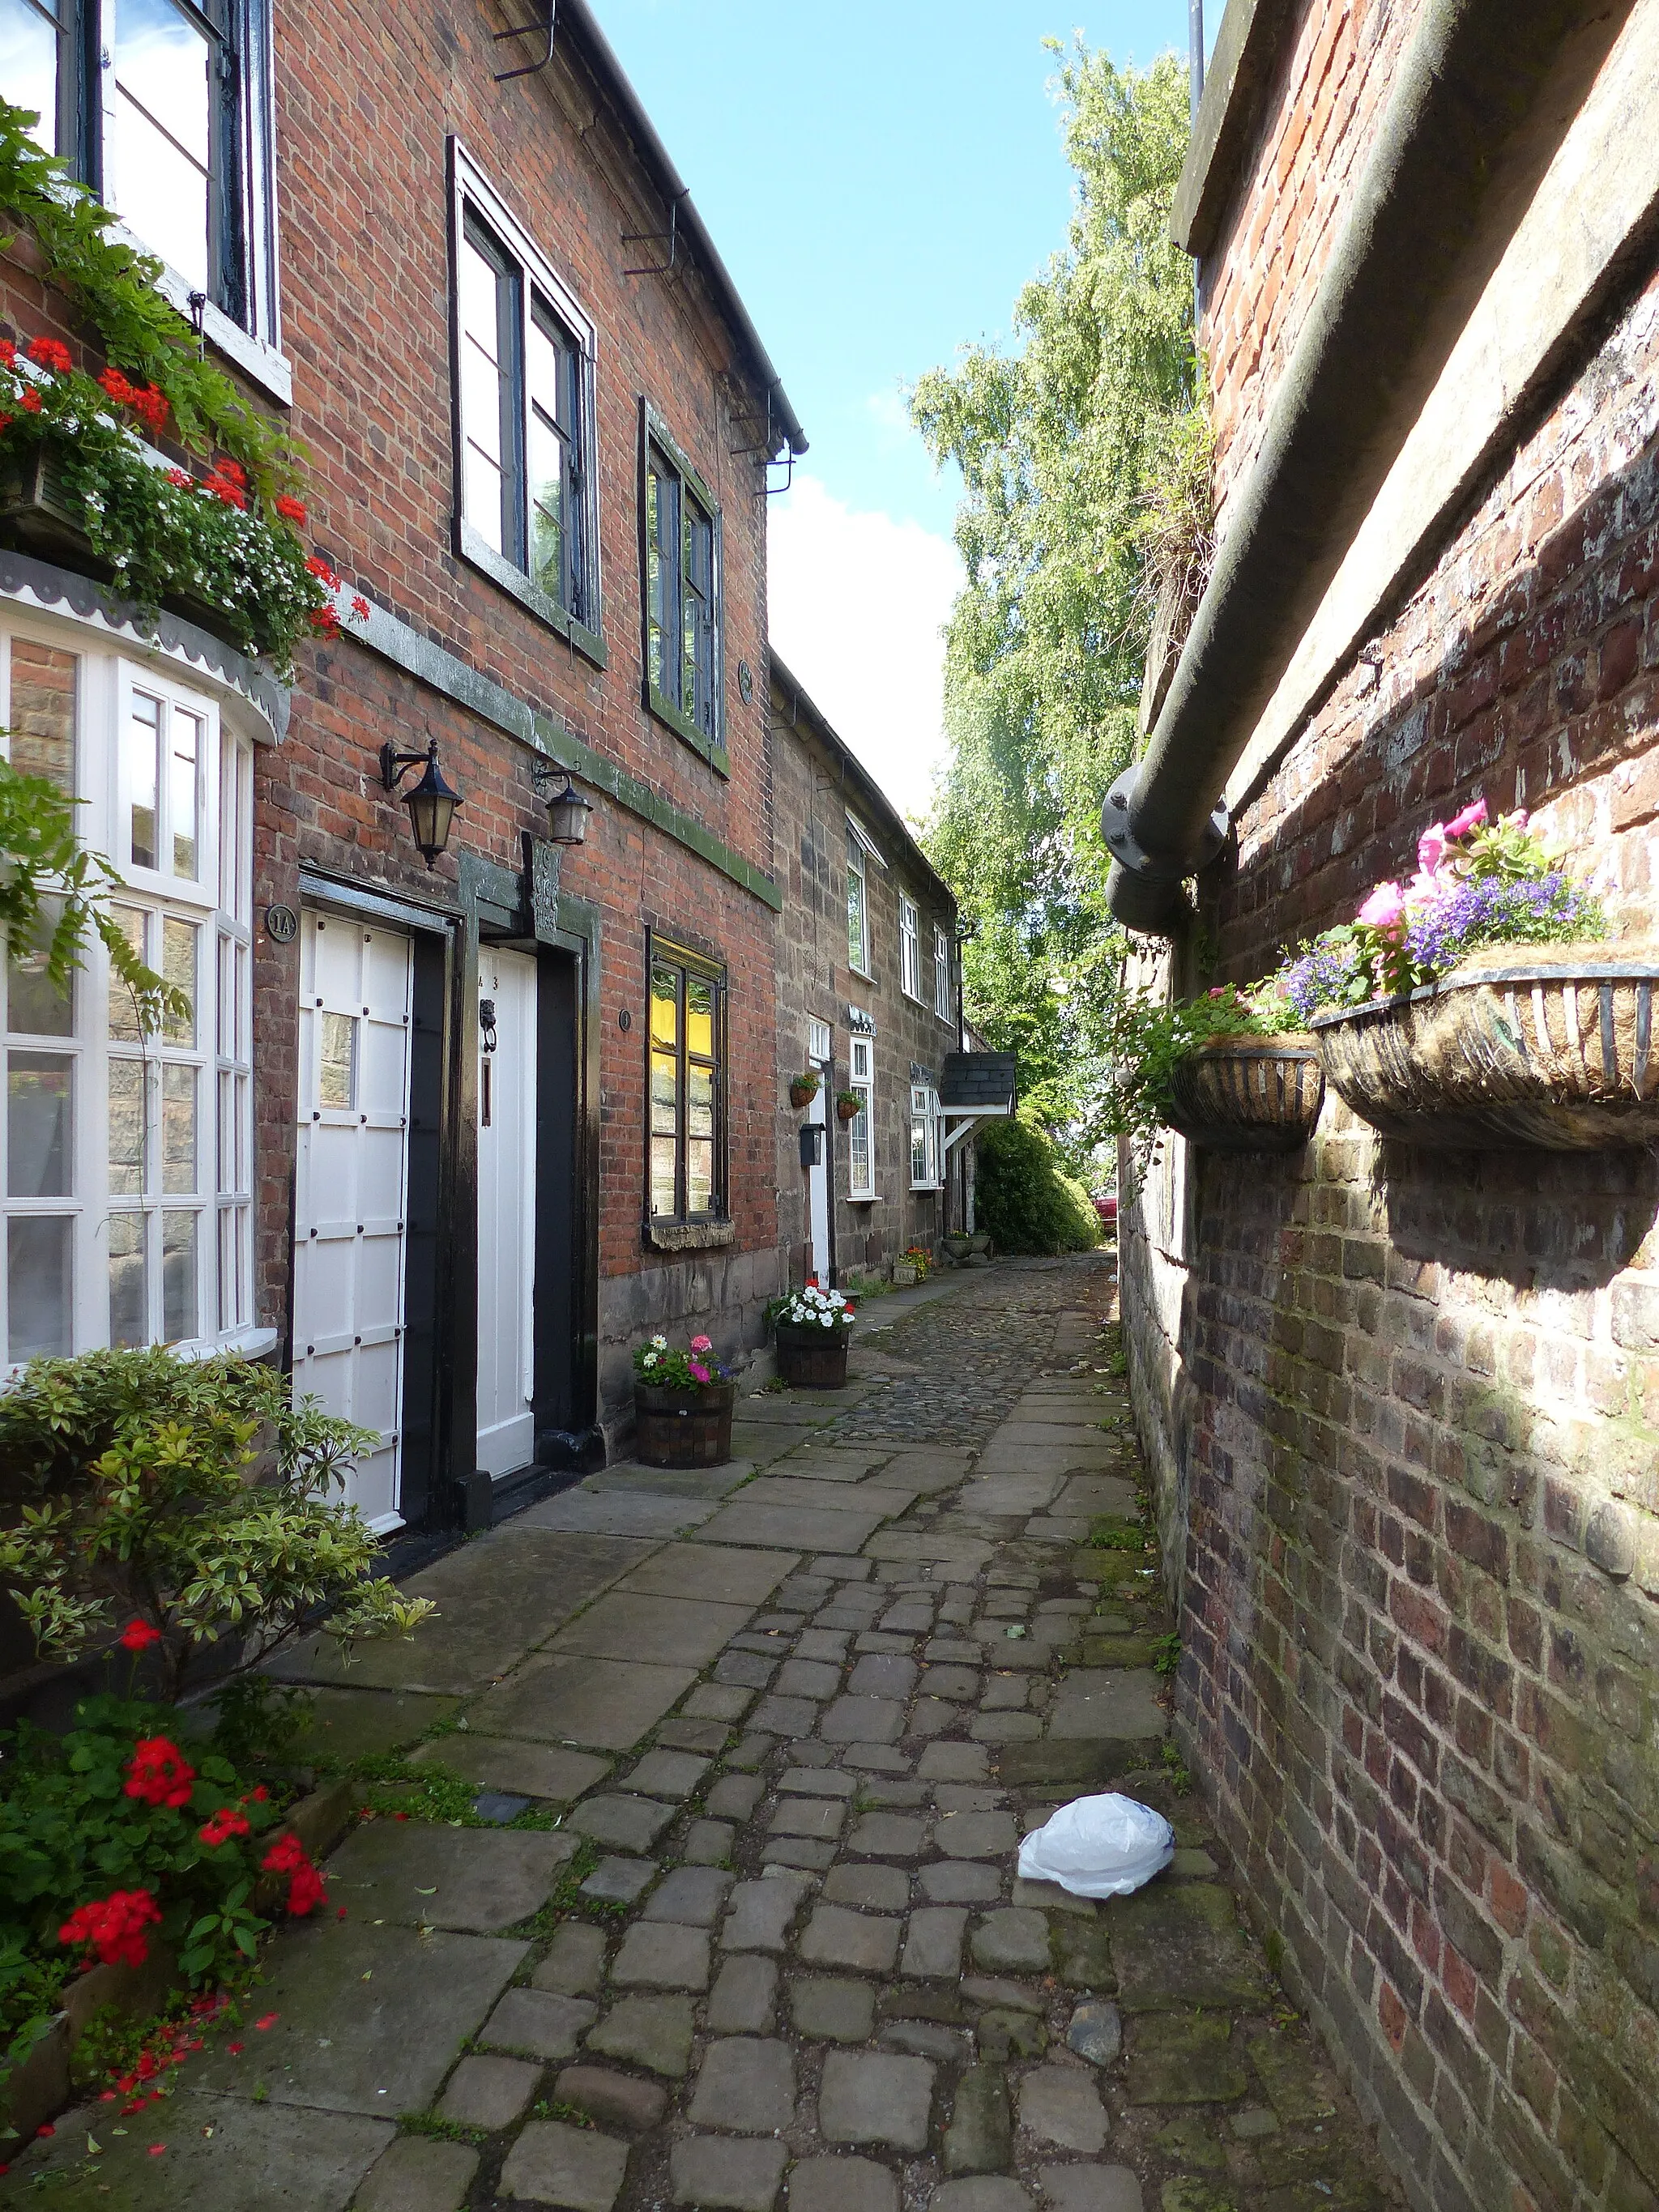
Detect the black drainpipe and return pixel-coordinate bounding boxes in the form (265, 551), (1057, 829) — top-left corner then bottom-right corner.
(1103, 0), (1615, 938)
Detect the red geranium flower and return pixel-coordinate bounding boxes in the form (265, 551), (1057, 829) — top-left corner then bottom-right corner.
(117, 1617), (163, 1653)
(275, 494), (307, 525)
(285, 1860), (327, 1916)
(0, 339), (15, 366)
(198, 1805), (251, 1847)
(19, 389), (41, 414)
(123, 1737), (196, 1809)
(261, 1833), (307, 1875)
(130, 386), (169, 434)
(167, 468), (194, 489)
(99, 366), (136, 406)
(305, 554), (342, 588)
(351, 595), (370, 620)
(59, 1889), (162, 1970)
(26, 336), (72, 373)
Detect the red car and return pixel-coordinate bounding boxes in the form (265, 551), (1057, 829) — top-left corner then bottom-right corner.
(1094, 1196), (1118, 1228)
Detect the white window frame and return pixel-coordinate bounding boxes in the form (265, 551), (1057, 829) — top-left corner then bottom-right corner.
(934, 924), (953, 1021)
(898, 896), (920, 1000)
(847, 1034), (876, 1200)
(910, 1084), (943, 1190)
(0, 626), (258, 1368)
(450, 141), (603, 654)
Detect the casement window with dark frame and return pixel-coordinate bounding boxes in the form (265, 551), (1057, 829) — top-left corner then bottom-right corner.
(3, 0), (280, 360)
(646, 940), (726, 1226)
(639, 407), (725, 770)
(451, 143), (603, 658)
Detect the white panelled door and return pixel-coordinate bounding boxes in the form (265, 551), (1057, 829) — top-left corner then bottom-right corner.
(292, 911), (414, 1531)
(476, 948), (538, 1478)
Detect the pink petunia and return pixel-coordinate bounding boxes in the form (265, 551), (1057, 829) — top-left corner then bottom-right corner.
(1416, 824), (1449, 876)
(688, 1362), (710, 1384)
(1445, 799), (1487, 839)
(689, 1334), (713, 1353)
(1357, 882), (1406, 930)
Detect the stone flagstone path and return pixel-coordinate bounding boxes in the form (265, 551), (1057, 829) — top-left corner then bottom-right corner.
(4, 1256), (1400, 2212)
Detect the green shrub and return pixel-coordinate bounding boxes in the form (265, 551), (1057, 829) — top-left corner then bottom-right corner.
(974, 1119), (1101, 1255)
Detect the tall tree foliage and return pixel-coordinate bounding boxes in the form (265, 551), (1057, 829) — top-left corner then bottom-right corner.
(912, 45), (1201, 1131)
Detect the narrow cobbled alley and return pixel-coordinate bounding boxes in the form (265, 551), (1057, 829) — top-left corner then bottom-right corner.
(5, 1257), (1398, 2212)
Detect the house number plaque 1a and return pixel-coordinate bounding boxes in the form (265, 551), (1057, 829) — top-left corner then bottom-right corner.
(266, 904), (299, 944)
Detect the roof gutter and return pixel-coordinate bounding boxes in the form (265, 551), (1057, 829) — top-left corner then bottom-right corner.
(559, 0), (808, 460)
(1102, 0), (1610, 936)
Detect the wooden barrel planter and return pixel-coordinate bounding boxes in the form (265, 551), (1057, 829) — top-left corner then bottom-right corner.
(774, 1323), (850, 1390)
(1164, 1037), (1324, 1153)
(1310, 945), (1659, 1149)
(633, 1381), (736, 1467)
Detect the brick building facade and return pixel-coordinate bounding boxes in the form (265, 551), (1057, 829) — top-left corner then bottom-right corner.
(1111, 4), (1659, 2210)
(0, 0), (804, 1555)
(768, 660), (967, 1289)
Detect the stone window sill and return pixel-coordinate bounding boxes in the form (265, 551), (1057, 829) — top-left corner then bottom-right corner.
(646, 1218), (736, 1253)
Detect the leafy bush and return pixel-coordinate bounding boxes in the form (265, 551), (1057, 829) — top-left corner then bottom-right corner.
(0, 1348), (434, 1700)
(0, 1692), (323, 2080)
(974, 1118), (1101, 1255)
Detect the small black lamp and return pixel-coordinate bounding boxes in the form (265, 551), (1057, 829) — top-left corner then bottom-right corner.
(539, 769), (595, 847)
(380, 739), (462, 868)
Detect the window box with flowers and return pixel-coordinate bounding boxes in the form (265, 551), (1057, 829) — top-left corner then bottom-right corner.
(632, 1334), (736, 1467)
(770, 1282), (855, 1390)
(0, 337), (339, 679)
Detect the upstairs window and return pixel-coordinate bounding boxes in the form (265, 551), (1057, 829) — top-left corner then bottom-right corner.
(899, 897), (920, 999)
(847, 835), (869, 976)
(453, 147), (600, 655)
(6, 0), (278, 349)
(934, 924), (953, 1021)
(647, 940), (726, 1225)
(641, 407), (723, 769)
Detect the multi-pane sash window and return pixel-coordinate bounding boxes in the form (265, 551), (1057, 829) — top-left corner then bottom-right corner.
(934, 925), (952, 1021)
(0, 628), (254, 1365)
(647, 943), (725, 1225)
(847, 1036), (874, 1200)
(910, 1085), (942, 1189)
(4, 0), (272, 339)
(642, 411), (723, 761)
(457, 187), (595, 633)
(899, 897), (920, 999)
(847, 836), (869, 976)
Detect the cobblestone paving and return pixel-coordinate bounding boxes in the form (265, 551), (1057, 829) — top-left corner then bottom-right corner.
(5, 1257), (1402, 2212)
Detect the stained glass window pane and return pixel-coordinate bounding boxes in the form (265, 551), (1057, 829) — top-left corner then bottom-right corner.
(9, 1213), (70, 1361)
(8, 1051), (71, 1197)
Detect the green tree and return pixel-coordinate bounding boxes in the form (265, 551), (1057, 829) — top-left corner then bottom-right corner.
(912, 43), (1201, 1130)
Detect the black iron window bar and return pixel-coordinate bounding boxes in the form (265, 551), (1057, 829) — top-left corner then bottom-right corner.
(493, 0), (557, 82)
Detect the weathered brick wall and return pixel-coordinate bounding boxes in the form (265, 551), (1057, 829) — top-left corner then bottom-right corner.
(1122, 237), (1659, 2212)
(1203, 0), (1422, 532)
(768, 691), (956, 1285)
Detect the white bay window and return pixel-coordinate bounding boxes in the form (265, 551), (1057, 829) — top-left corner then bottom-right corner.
(847, 1035), (875, 1200)
(1, 626), (255, 1366)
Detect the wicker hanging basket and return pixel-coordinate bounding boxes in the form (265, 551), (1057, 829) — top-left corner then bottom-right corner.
(1164, 1036), (1324, 1153)
(1309, 944), (1659, 1149)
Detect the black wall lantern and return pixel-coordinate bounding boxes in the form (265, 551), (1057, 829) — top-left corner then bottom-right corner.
(380, 739), (462, 867)
(533, 765), (595, 847)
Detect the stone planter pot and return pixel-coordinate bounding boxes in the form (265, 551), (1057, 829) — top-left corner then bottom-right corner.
(633, 1380), (736, 1466)
(774, 1323), (851, 1390)
(940, 1234), (972, 1264)
(1164, 1035), (1324, 1153)
(891, 1262), (918, 1286)
(1310, 944), (1659, 1149)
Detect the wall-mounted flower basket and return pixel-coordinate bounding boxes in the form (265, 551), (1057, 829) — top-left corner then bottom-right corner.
(1164, 1036), (1325, 1153)
(835, 1091), (862, 1123)
(788, 1072), (821, 1110)
(1310, 946), (1659, 1149)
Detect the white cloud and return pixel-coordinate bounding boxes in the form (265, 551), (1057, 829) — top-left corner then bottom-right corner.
(767, 474), (962, 825)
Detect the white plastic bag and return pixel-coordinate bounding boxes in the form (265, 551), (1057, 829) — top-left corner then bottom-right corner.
(1017, 1792), (1175, 1899)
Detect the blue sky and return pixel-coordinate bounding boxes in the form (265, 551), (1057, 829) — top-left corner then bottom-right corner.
(589, 0), (1199, 816)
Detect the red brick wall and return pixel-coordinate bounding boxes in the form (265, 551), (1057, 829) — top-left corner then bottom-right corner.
(1122, 218), (1659, 2212)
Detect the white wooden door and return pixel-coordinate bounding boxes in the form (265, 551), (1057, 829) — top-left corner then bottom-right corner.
(807, 1017), (831, 1284)
(477, 948), (537, 1478)
(292, 911), (413, 1532)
